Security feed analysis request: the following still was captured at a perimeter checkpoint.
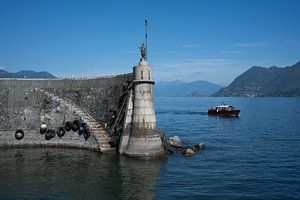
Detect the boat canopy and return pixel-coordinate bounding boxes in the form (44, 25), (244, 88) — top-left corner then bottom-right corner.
(216, 105), (234, 108)
(216, 105), (235, 111)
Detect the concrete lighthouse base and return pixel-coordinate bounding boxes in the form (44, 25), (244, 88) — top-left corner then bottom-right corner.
(124, 129), (165, 158)
(118, 44), (166, 158)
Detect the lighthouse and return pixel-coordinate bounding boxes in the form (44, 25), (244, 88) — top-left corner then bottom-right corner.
(118, 20), (165, 158)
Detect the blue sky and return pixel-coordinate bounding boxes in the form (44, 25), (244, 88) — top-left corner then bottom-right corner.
(0, 0), (299, 85)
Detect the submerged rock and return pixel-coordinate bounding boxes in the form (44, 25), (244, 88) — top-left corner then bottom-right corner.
(184, 148), (195, 156)
(194, 143), (206, 150)
(168, 135), (182, 147)
(162, 135), (206, 156)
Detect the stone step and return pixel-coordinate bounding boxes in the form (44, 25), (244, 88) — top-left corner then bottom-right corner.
(100, 142), (110, 145)
(100, 144), (111, 149)
(100, 147), (116, 153)
(90, 125), (102, 129)
(90, 130), (101, 133)
(95, 134), (107, 139)
(90, 127), (102, 130)
(96, 132), (109, 138)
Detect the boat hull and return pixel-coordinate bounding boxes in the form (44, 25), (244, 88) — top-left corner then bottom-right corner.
(208, 109), (240, 117)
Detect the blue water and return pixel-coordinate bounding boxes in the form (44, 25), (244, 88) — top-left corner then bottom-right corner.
(1, 97), (300, 200)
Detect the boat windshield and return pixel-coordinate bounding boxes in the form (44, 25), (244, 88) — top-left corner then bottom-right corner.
(216, 105), (235, 111)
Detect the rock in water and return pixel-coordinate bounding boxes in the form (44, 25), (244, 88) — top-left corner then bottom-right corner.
(184, 148), (195, 156)
(198, 143), (205, 149)
(194, 143), (206, 150)
(168, 136), (182, 147)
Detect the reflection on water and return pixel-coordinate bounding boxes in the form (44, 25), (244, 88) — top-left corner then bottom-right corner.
(0, 148), (165, 200)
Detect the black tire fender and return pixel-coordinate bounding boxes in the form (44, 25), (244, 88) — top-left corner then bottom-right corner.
(78, 122), (87, 135)
(40, 128), (47, 134)
(56, 127), (66, 138)
(15, 129), (24, 140)
(72, 120), (80, 132)
(64, 121), (72, 132)
(45, 129), (56, 140)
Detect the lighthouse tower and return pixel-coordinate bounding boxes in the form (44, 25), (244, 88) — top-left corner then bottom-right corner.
(118, 20), (165, 158)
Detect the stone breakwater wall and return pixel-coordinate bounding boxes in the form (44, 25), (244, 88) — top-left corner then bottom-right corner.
(0, 74), (132, 151)
(0, 130), (100, 151)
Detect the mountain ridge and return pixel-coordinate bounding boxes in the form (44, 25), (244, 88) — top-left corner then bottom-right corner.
(214, 61), (300, 97)
(0, 70), (56, 78)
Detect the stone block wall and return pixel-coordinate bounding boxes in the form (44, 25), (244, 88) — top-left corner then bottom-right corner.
(0, 74), (132, 131)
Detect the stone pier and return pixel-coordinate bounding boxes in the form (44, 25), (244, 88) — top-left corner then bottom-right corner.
(0, 37), (166, 158)
(0, 75), (131, 153)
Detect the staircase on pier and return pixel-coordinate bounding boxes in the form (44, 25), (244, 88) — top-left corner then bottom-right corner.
(40, 89), (116, 153)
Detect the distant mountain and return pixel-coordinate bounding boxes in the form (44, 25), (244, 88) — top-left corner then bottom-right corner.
(155, 80), (222, 97)
(0, 70), (56, 78)
(214, 61), (300, 97)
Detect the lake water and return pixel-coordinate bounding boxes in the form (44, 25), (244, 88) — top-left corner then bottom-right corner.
(1, 97), (300, 200)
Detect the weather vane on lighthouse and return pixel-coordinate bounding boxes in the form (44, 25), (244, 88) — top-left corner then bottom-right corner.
(139, 19), (148, 61)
